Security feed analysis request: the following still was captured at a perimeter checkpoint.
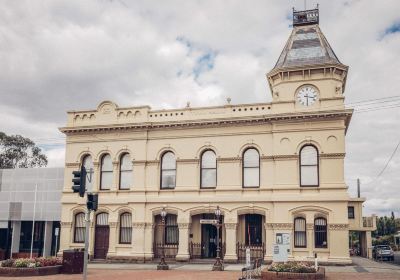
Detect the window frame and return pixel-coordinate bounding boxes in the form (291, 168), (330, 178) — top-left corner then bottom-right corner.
(73, 212), (85, 243)
(348, 206), (355, 219)
(294, 217), (307, 248)
(160, 151), (176, 190)
(100, 154), (113, 190)
(242, 148), (260, 188)
(314, 217), (328, 248)
(299, 144), (319, 187)
(119, 212), (132, 244)
(200, 150), (217, 189)
(119, 153), (132, 190)
(164, 214), (179, 245)
(245, 214), (263, 246)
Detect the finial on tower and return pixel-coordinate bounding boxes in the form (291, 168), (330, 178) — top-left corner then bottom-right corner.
(292, 4), (319, 26)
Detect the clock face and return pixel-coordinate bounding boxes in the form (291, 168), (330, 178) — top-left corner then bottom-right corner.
(297, 86), (318, 106)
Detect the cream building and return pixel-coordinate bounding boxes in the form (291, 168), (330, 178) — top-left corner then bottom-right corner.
(59, 8), (375, 264)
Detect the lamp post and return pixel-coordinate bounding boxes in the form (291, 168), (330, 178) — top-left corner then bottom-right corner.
(157, 207), (169, 270)
(212, 206), (224, 271)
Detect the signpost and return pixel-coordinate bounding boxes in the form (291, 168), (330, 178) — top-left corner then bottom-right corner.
(200, 219), (218, 224)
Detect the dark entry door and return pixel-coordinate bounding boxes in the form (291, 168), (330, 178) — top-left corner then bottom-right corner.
(201, 224), (217, 258)
(94, 226), (109, 259)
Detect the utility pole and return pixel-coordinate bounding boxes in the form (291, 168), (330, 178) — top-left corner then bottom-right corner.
(83, 209), (90, 280)
(357, 178), (361, 198)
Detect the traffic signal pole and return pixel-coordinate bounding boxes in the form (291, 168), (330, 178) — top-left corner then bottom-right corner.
(83, 208), (90, 280)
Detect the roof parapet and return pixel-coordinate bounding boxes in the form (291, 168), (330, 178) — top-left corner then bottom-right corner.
(293, 5), (319, 26)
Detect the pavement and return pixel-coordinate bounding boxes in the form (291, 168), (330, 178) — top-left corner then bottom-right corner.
(5, 256), (400, 280)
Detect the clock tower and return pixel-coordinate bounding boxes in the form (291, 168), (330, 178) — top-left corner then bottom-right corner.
(267, 7), (348, 113)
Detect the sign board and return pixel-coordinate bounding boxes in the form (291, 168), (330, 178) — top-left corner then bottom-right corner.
(246, 248), (251, 267)
(200, 219), (218, 224)
(273, 233), (291, 262)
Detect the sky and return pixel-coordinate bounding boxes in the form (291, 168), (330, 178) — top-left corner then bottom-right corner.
(0, 0), (399, 217)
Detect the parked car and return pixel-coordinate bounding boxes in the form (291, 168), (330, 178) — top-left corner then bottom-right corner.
(373, 245), (394, 261)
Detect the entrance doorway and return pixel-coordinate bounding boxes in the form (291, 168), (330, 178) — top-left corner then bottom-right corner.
(94, 213), (109, 259)
(201, 224), (217, 258)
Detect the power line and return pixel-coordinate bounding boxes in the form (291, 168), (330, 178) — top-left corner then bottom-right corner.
(366, 140), (400, 185)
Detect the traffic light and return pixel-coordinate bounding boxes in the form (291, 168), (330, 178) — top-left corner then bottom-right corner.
(72, 167), (87, 197)
(87, 194), (98, 211)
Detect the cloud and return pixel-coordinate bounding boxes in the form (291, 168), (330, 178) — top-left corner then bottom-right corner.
(1, 0), (399, 217)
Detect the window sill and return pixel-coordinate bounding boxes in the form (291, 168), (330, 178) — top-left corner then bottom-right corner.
(293, 248), (308, 252)
(116, 244), (132, 248)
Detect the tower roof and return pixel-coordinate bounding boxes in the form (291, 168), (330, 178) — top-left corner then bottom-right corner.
(271, 8), (345, 72)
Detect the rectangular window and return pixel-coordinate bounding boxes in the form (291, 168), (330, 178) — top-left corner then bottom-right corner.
(300, 166), (318, 186)
(243, 168), (260, 187)
(161, 170), (176, 189)
(119, 171), (132, 190)
(294, 218), (306, 248)
(119, 214), (132, 244)
(348, 206), (355, 219)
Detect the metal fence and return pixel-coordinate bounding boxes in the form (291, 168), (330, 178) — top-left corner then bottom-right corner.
(236, 242), (265, 262)
(153, 243), (178, 259)
(188, 241), (226, 259)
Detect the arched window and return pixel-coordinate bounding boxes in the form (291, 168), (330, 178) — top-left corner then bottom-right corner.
(299, 145), (319, 187)
(314, 217), (327, 248)
(82, 155), (93, 191)
(201, 150), (217, 188)
(96, 212), (109, 226)
(74, 212), (85, 243)
(294, 217), (306, 248)
(119, 154), (132, 190)
(160, 152), (176, 189)
(243, 148), (260, 187)
(165, 214), (178, 245)
(119, 212), (132, 244)
(100, 154), (113, 190)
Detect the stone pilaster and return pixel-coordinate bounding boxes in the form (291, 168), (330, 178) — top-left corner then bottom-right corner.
(176, 223), (191, 261)
(224, 222), (238, 263)
(107, 222), (118, 256)
(132, 222), (146, 260)
(143, 223), (154, 260)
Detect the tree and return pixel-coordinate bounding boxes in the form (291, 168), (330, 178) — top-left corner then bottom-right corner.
(0, 132), (48, 168)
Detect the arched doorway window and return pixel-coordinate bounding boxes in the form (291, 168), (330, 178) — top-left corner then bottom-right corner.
(299, 145), (319, 187)
(294, 217), (306, 248)
(74, 212), (85, 243)
(119, 153), (132, 190)
(314, 217), (327, 248)
(243, 148), (260, 187)
(201, 150), (217, 188)
(160, 152), (176, 189)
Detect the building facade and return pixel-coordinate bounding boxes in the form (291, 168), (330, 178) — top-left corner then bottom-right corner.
(0, 168), (63, 259)
(59, 8), (375, 264)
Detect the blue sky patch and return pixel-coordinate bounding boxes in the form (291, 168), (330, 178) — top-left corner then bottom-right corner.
(385, 22), (400, 35)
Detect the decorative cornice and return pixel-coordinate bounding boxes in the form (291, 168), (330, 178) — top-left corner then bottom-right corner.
(329, 223), (349, 230)
(176, 159), (199, 164)
(60, 110), (352, 135)
(320, 153), (346, 158)
(178, 223), (191, 229)
(265, 223), (293, 230)
(132, 160), (147, 165)
(109, 222), (118, 227)
(132, 222), (146, 229)
(66, 162), (79, 168)
(217, 157), (241, 162)
(145, 222), (155, 229)
(146, 160), (159, 166)
(224, 223), (238, 230)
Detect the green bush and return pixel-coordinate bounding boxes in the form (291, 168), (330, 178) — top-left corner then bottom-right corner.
(268, 262), (316, 273)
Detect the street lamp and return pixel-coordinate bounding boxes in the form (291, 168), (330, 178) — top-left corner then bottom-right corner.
(157, 207), (169, 270)
(212, 206), (224, 271)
